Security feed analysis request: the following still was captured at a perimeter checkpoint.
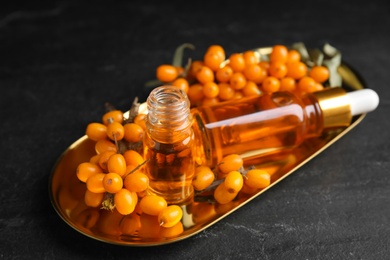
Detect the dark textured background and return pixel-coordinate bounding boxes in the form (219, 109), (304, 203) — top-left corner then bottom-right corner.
(1, 1), (389, 259)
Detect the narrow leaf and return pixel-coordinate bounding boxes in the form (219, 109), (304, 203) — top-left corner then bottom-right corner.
(172, 43), (196, 67)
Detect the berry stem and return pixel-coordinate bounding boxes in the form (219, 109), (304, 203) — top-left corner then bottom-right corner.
(124, 97), (140, 124)
(122, 159), (149, 179)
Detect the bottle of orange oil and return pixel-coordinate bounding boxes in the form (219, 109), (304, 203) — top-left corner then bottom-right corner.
(144, 86), (195, 204)
(144, 85), (379, 203)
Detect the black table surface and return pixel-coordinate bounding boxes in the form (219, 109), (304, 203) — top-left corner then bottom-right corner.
(1, 1), (389, 259)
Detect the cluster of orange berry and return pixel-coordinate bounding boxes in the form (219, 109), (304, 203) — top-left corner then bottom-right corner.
(193, 154), (271, 204)
(76, 108), (185, 237)
(75, 105), (273, 238)
(155, 44), (330, 107)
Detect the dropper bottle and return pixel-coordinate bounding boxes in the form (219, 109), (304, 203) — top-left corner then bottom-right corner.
(144, 85), (379, 202)
(191, 86), (379, 166)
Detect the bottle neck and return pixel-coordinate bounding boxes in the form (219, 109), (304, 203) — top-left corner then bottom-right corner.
(146, 86), (193, 143)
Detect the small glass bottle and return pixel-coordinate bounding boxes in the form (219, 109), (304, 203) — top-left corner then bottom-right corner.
(145, 85), (379, 203)
(144, 86), (195, 204)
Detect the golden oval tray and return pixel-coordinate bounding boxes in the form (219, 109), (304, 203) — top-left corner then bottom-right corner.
(49, 48), (367, 246)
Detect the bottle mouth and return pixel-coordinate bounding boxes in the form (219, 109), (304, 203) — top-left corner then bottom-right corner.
(146, 86), (192, 137)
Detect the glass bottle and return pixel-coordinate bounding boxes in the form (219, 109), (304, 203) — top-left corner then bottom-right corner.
(144, 86), (195, 204)
(145, 85), (379, 203)
(191, 86), (378, 166)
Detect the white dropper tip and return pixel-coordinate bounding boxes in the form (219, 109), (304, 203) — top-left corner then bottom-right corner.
(346, 89), (380, 116)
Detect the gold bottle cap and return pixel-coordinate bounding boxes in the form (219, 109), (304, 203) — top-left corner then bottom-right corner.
(312, 87), (352, 129)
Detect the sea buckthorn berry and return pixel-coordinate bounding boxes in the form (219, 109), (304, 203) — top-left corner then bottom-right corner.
(258, 61), (270, 71)
(86, 122), (107, 141)
(314, 82), (324, 92)
(84, 189), (104, 208)
(228, 53), (245, 72)
(240, 183), (259, 194)
(160, 221), (184, 238)
(124, 171), (149, 192)
(172, 77), (190, 93)
(218, 154), (243, 177)
(114, 188), (138, 215)
(187, 83), (204, 106)
(270, 45), (288, 63)
(89, 154), (101, 165)
(229, 72), (247, 90)
(308, 65), (330, 83)
(218, 82), (235, 101)
(215, 65), (233, 83)
(206, 45), (225, 60)
(103, 172), (123, 193)
(257, 67), (268, 84)
(106, 121), (125, 141)
(214, 182), (237, 204)
(196, 66), (215, 84)
(233, 91), (244, 99)
(188, 60), (204, 80)
(300, 80), (324, 93)
(156, 64), (179, 83)
(192, 166), (215, 191)
(279, 77), (297, 92)
(244, 169), (271, 189)
(86, 173), (106, 193)
(133, 113), (147, 130)
(242, 81), (261, 97)
(158, 205), (183, 228)
(243, 64), (264, 83)
(269, 61), (288, 79)
(123, 149), (144, 166)
(95, 139), (117, 154)
(175, 66), (184, 76)
(202, 97), (220, 106)
(203, 81), (220, 98)
(98, 151), (116, 171)
(204, 50), (225, 71)
(224, 170), (244, 194)
(123, 123), (144, 143)
(287, 49), (301, 63)
(107, 153), (127, 177)
(262, 76), (281, 93)
(243, 50), (258, 66)
(102, 110), (124, 125)
(76, 162), (103, 183)
(139, 195), (167, 216)
(286, 61), (308, 80)
(298, 76), (317, 93)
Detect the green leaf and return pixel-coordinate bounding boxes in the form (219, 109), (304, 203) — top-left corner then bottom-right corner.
(144, 79), (163, 88)
(308, 48), (324, 66)
(172, 43), (196, 67)
(322, 43), (342, 87)
(291, 42), (311, 65)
